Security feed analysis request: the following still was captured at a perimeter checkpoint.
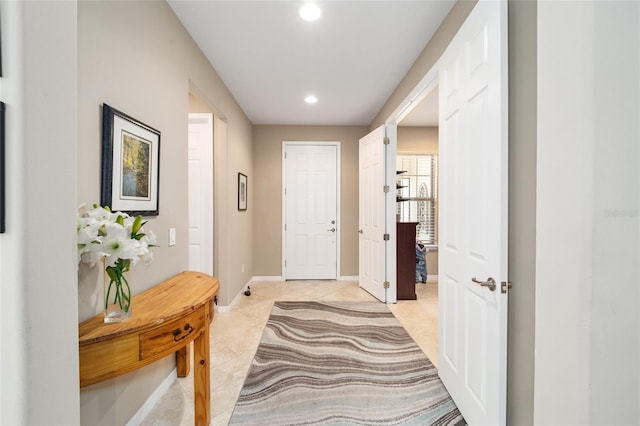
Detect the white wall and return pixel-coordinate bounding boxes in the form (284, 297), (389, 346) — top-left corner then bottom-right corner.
(536, 1), (639, 424)
(0, 1), (80, 424)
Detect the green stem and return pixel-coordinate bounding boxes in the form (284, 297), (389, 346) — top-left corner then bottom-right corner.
(105, 265), (132, 312)
(121, 274), (132, 306)
(105, 279), (114, 310)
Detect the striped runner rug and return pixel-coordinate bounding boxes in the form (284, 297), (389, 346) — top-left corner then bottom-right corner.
(229, 301), (465, 425)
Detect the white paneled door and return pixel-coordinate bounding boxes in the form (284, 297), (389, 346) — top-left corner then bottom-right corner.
(358, 125), (397, 303)
(284, 143), (338, 280)
(438, 1), (509, 424)
(188, 113), (214, 275)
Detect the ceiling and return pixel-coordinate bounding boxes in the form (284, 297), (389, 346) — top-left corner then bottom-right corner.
(168, 1), (452, 127)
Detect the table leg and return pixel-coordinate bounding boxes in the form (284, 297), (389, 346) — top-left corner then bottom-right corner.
(176, 344), (191, 377)
(193, 323), (210, 426)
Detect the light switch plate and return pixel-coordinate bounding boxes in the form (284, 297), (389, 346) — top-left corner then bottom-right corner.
(168, 228), (176, 246)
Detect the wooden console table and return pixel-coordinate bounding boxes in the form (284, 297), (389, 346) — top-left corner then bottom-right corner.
(79, 271), (220, 426)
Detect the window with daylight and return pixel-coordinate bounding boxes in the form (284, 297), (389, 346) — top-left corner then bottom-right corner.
(396, 154), (438, 245)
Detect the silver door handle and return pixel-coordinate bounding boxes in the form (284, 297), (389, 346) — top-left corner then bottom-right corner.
(328, 228), (336, 232)
(471, 277), (496, 291)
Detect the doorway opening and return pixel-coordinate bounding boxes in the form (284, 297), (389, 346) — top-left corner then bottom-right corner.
(397, 86), (440, 283)
(395, 85), (440, 367)
(187, 92), (215, 276)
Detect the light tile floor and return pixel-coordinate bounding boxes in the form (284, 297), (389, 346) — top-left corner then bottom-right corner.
(140, 279), (439, 426)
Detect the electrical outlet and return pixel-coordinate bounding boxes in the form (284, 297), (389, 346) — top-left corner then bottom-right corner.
(168, 228), (176, 246)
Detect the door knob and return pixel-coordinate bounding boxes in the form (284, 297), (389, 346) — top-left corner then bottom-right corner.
(328, 228), (336, 232)
(358, 229), (363, 234)
(471, 277), (496, 291)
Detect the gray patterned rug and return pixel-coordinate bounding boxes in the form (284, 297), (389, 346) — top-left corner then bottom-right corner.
(229, 301), (465, 425)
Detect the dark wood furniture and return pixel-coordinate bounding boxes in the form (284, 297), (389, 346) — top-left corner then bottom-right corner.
(397, 222), (418, 300)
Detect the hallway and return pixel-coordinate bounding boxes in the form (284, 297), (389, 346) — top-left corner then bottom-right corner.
(141, 279), (440, 425)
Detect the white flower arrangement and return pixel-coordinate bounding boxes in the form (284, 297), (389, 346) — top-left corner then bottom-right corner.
(77, 204), (156, 317)
(77, 204), (156, 267)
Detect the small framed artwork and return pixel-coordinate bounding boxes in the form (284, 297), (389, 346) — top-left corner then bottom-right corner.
(101, 104), (160, 216)
(238, 173), (247, 211)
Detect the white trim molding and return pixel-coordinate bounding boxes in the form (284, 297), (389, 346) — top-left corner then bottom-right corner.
(126, 368), (177, 426)
(217, 279), (256, 313)
(338, 276), (359, 282)
(251, 276), (285, 282)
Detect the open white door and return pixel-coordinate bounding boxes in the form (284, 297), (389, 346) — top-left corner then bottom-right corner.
(358, 125), (397, 303)
(283, 143), (339, 280)
(438, 1), (508, 424)
(188, 113), (214, 275)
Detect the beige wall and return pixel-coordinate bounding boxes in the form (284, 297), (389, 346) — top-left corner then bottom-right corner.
(397, 127), (438, 154)
(507, 1), (536, 424)
(253, 125), (368, 277)
(189, 92), (211, 113)
(77, 1), (253, 424)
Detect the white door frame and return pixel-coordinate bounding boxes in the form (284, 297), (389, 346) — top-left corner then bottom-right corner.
(282, 141), (341, 279)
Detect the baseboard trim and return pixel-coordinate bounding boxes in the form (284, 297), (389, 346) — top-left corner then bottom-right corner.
(427, 274), (438, 281)
(217, 279), (254, 313)
(251, 276), (285, 282)
(338, 276), (359, 281)
(126, 368), (177, 426)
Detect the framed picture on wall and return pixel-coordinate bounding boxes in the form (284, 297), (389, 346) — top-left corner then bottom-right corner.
(238, 173), (247, 211)
(101, 104), (161, 216)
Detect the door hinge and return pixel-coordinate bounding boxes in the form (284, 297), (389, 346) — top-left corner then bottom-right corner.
(383, 137), (390, 145)
(383, 185), (390, 193)
(383, 233), (390, 241)
(383, 281), (390, 289)
(501, 281), (512, 294)
(285, 260), (287, 267)
(284, 152), (287, 159)
(284, 224), (287, 231)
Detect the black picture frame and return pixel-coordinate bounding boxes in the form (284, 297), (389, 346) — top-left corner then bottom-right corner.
(101, 104), (160, 216)
(238, 173), (247, 211)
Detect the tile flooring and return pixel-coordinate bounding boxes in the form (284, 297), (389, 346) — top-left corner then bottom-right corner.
(140, 279), (439, 426)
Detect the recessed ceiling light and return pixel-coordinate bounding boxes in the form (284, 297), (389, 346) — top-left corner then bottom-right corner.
(305, 95), (318, 104)
(299, 3), (321, 21)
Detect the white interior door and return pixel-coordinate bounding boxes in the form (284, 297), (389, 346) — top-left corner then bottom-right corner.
(188, 113), (214, 275)
(284, 143), (338, 280)
(358, 125), (397, 303)
(438, 1), (508, 424)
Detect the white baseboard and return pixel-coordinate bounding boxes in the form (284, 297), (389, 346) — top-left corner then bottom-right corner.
(126, 368), (177, 426)
(338, 276), (359, 281)
(427, 274), (438, 281)
(251, 276), (285, 282)
(217, 279), (254, 313)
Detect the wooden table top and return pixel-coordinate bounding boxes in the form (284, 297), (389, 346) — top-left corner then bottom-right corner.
(79, 271), (220, 345)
